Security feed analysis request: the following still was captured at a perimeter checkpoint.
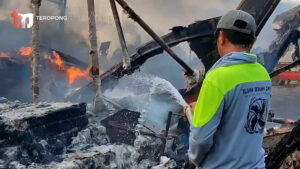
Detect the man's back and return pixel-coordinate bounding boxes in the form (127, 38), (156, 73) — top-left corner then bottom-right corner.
(189, 52), (271, 169)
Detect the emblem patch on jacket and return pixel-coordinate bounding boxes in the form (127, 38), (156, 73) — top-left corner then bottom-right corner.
(245, 97), (268, 134)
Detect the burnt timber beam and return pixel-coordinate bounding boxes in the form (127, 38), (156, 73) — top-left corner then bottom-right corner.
(265, 120), (300, 169)
(265, 30), (300, 73)
(115, 0), (196, 76)
(110, 0), (131, 69)
(46, 0), (67, 32)
(270, 60), (300, 78)
(237, 0), (280, 36)
(40, 45), (89, 69)
(268, 30), (300, 77)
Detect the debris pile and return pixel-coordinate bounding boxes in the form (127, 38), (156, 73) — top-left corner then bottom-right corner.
(0, 75), (191, 169)
(0, 102), (88, 167)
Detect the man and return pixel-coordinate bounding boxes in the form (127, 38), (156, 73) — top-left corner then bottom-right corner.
(185, 10), (272, 169)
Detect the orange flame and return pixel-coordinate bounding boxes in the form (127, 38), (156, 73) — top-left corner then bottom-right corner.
(48, 51), (90, 84)
(66, 67), (86, 84)
(52, 51), (63, 69)
(19, 46), (32, 56)
(0, 52), (10, 58)
(16, 46), (103, 85)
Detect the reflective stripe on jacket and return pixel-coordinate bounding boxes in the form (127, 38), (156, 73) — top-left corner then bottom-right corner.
(189, 51), (271, 169)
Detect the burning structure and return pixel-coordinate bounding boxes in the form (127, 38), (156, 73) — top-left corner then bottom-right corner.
(0, 0), (300, 169)
(0, 46), (92, 101)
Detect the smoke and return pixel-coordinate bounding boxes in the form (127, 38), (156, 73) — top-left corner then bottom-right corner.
(0, 0), (240, 58)
(0, 0), (298, 95)
(0, 0), (298, 54)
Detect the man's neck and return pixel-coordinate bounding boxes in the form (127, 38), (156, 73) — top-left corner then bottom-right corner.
(221, 46), (251, 57)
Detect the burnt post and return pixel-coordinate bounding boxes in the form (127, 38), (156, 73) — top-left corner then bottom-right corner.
(87, 0), (104, 113)
(293, 35), (299, 61)
(47, 0), (67, 32)
(160, 111), (173, 155)
(114, 0), (200, 90)
(59, 0), (67, 32)
(30, 0), (42, 103)
(110, 0), (131, 69)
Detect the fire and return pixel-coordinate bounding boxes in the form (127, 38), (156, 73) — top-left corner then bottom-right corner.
(0, 52), (10, 58)
(48, 51), (89, 84)
(19, 46), (32, 56)
(16, 46), (103, 84)
(66, 67), (86, 84)
(52, 51), (63, 69)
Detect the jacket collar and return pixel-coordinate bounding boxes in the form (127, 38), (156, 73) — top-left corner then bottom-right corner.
(209, 51), (257, 72)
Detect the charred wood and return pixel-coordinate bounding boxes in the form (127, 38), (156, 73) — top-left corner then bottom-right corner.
(0, 102), (88, 165)
(270, 59), (300, 78)
(101, 109), (140, 145)
(30, 0), (42, 103)
(110, 0), (131, 69)
(266, 120), (300, 169)
(87, 0), (105, 114)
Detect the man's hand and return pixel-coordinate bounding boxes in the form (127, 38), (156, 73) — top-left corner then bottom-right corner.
(183, 102), (196, 117)
(189, 160), (197, 168)
(189, 102), (196, 111)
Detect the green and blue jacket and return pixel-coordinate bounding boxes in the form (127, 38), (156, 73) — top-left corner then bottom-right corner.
(189, 51), (271, 169)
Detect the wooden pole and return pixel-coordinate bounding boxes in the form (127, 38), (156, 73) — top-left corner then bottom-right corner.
(59, 0), (67, 32)
(115, 0), (195, 76)
(46, 0), (66, 32)
(87, 0), (104, 113)
(110, 0), (131, 69)
(31, 0), (42, 103)
(87, 0), (100, 77)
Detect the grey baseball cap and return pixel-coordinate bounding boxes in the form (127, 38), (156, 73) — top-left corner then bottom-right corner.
(217, 10), (257, 36)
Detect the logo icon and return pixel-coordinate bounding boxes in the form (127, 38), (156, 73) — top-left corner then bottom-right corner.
(11, 11), (34, 29)
(245, 97), (268, 134)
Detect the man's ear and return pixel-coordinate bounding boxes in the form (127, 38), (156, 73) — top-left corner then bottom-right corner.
(218, 31), (225, 46)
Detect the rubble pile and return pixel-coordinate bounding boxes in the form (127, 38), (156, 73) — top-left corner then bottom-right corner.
(0, 99), (188, 169)
(0, 94), (299, 168)
(0, 77), (299, 168)
(3, 74), (298, 169)
(0, 75), (193, 169)
(0, 102), (88, 168)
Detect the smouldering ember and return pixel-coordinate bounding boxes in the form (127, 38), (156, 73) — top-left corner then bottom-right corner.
(0, 52), (10, 58)
(19, 46), (33, 57)
(48, 51), (90, 84)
